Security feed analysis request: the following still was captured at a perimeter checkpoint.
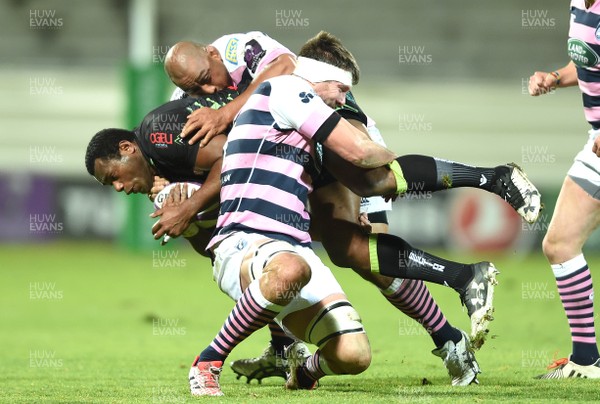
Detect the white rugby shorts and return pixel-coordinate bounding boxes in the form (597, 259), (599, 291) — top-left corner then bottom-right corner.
(568, 128), (600, 199)
(211, 232), (345, 321)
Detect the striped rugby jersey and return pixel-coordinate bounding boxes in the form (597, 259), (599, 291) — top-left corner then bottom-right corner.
(207, 75), (341, 249)
(570, 0), (600, 128)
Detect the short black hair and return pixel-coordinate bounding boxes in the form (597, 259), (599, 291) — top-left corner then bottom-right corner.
(85, 128), (136, 176)
(298, 31), (360, 85)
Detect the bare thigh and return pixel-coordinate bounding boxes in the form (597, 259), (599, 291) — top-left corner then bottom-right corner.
(544, 176), (600, 263)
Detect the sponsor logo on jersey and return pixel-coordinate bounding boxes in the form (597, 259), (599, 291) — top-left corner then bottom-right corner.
(568, 38), (599, 68)
(244, 39), (266, 73)
(298, 91), (314, 103)
(149, 132), (185, 148)
(149, 132), (174, 148)
(224, 38), (238, 64)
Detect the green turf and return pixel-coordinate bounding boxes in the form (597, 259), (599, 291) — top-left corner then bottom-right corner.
(2, 241), (600, 403)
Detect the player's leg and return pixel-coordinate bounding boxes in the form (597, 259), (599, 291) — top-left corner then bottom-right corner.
(311, 198), (497, 330)
(281, 294), (370, 389)
(538, 174), (600, 378)
(311, 182), (481, 382)
(311, 182), (464, 343)
(324, 151), (541, 223)
(285, 331), (371, 390)
(305, 177), (496, 346)
(189, 234), (311, 396)
(230, 182), (358, 383)
(278, 249), (371, 389)
(360, 209), (480, 383)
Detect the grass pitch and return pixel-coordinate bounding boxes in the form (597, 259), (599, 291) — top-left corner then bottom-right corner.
(2, 241), (600, 403)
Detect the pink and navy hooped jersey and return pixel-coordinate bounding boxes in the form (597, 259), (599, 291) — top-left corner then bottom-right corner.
(207, 75), (341, 249)
(570, 0), (600, 128)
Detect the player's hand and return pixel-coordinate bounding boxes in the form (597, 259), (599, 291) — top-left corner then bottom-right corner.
(592, 136), (600, 157)
(180, 108), (230, 147)
(528, 71), (557, 96)
(383, 193), (399, 203)
(148, 176), (170, 201)
(150, 183), (195, 239)
(358, 212), (373, 234)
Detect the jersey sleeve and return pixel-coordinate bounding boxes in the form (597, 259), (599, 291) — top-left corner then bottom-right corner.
(268, 76), (341, 143)
(212, 32), (295, 86)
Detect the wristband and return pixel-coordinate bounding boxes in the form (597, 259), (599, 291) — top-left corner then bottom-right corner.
(550, 71), (560, 86)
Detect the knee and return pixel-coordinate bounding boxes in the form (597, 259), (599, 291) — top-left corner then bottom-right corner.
(323, 233), (369, 270)
(279, 255), (311, 285)
(542, 231), (575, 264)
(328, 339), (371, 375)
(323, 241), (350, 267)
(262, 254), (311, 303)
(326, 243), (360, 269)
(541, 233), (556, 261)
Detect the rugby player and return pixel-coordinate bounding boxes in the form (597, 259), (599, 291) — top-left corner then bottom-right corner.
(231, 31), (483, 387)
(84, 76), (500, 394)
(84, 91), (238, 256)
(165, 31), (296, 144)
(528, 0), (600, 379)
(85, 31), (544, 388)
(160, 31), (539, 350)
(188, 54), (488, 395)
(159, 32), (486, 386)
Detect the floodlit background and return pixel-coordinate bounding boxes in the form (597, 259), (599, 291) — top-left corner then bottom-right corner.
(3, 2), (600, 402)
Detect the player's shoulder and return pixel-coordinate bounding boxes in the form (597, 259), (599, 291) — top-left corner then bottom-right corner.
(212, 31), (272, 63)
(264, 75), (317, 107)
(137, 99), (194, 148)
(267, 75), (313, 93)
(265, 76), (327, 128)
(140, 99), (191, 128)
(212, 33), (244, 65)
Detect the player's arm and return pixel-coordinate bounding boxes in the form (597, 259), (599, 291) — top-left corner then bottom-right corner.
(150, 135), (225, 239)
(157, 183), (214, 257)
(529, 61), (578, 96)
(322, 116), (396, 169)
(321, 119), (397, 197)
(181, 54), (297, 147)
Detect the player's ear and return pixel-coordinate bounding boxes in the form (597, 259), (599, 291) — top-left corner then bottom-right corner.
(206, 45), (222, 61)
(118, 140), (135, 155)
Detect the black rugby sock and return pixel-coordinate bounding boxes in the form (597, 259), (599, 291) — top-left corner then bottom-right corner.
(396, 155), (496, 192)
(268, 322), (294, 355)
(369, 233), (474, 291)
(431, 322), (463, 347)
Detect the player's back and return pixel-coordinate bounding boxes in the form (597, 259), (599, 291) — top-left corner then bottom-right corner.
(210, 76), (327, 248)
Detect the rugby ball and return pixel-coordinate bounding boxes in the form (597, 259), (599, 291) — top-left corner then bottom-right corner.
(153, 182), (219, 236)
